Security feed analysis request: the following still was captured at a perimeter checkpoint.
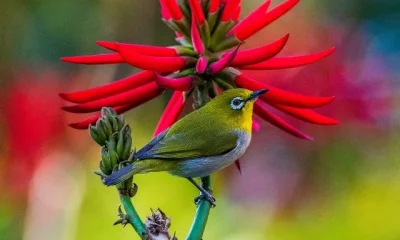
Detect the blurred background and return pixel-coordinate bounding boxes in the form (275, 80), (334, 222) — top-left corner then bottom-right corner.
(0, 0), (399, 239)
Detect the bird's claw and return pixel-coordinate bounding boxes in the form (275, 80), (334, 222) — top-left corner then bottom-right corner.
(194, 193), (216, 208)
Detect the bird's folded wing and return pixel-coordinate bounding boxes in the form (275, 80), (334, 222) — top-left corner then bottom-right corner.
(137, 129), (238, 160)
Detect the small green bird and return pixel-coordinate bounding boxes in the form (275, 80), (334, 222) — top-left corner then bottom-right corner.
(103, 88), (268, 204)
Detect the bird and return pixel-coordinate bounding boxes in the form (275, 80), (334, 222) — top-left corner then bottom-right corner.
(103, 88), (268, 205)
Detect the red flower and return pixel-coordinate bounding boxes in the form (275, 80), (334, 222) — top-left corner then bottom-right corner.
(61, 0), (338, 140)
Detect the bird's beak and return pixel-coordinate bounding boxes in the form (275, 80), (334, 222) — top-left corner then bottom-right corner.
(248, 89), (269, 101)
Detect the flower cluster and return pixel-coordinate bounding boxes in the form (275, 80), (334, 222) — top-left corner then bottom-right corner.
(61, 0), (338, 140)
(90, 108), (137, 196)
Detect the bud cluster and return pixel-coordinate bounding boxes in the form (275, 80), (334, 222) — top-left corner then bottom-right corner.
(90, 107), (136, 196)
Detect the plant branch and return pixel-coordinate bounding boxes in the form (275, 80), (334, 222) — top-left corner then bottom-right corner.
(119, 193), (148, 239)
(186, 86), (214, 240)
(186, 176), (212, 240)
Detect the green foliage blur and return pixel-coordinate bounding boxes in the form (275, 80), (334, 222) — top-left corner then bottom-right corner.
(0, 0), (399, 239)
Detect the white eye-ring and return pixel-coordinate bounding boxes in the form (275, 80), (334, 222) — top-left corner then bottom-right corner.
(230, 97), (245, 110)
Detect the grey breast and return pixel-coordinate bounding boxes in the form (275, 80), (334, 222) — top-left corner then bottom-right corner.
(169, 130), (251, 178)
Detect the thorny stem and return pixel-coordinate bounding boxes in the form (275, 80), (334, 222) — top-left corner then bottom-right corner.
(119, 193), (148, 239)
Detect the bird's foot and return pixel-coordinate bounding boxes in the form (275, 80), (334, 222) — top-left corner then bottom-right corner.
(194, 192), (216, 208)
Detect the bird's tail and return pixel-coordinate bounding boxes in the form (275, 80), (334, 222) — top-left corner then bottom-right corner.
(102, 164), (138, 186)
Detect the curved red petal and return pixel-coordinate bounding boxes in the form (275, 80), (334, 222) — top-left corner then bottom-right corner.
(221, 0), (241, 22)
(235, 74), (335, 108)
(210, 45), (240, 74)
(191, 15), (205, 54)
(96, 41), (118, 51)
(59, 71), (155, 104)
(254, 102), (313, 140)
(231, 0), (298, 41)
(153, 91), (185, 136)
(241, 47), (335, 70)
(62, 82), (163, 113)
(102, 42), (178, 56)
(252, 119), (261, 132)
(155, 74), (193, 91)
(196, 56), (208, 74)
(68, 103), (138, 130)
(188, 0), (205, 25)
(165, 0), (184, 20)
(161, 6), (172, 20)
(272, 104), (340, 125)
(230, 33), (289, 67)
(209, 0), (220, 13)
(229, 0), (271, 40)
(232, 6), (241, 22)
(118, 46), (190, 72)
(61, 54), (124, 65)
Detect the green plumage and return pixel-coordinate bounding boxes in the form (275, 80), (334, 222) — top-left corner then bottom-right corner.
(103, 88), (263, 186)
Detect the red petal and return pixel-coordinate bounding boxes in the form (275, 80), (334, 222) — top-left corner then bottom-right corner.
(98, 42), (178, 56)
(254, 102), (313, 140)
(61, 53), (124, 65)
(209, 0), (220, 13)
(234, 159), (242, 175)
(161, 6), (172, 20)
(232, 6), (241, 22)
(221, 0), (241, 22)
(235, 74), (335, 108)
(196, 56), (208, 74)
(68, 103), (138, 130)
(188, 0), (206, 25)
(176, 32), (184, 38)
(59, 71), (155, 104)
(191, 15), (205, 54)
(271, 104), (339, 125)
(96, 41), (118, 51)
(229, 0), (271, 40)
(118, 46), (191, 72)
(231, 0), (299, 41)
(155, 74), (193, 91)
(210, 45), (240, 74)
(62, 82), (162, 113)
(165, 0), (184, 20)
(153, 91), (185, 136)
(241, 48), (335, 70)
(230, 34), (289, 67)
(252, 119), (261, 132)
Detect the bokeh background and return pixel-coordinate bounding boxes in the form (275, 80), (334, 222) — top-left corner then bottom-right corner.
(1, 0), (399, 239)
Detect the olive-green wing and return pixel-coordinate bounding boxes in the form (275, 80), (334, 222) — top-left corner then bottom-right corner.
(136, 125), (238, 160)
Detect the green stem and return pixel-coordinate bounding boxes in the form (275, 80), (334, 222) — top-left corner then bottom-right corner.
(186, 87), (213, 239)
(119, 193), (148, 239)
(186, 176), (212, 240)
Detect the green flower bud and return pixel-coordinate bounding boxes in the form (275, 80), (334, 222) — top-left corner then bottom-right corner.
(106, 133), (118, 152)
(100, 118), (113, 137)
(99, 160), (110, 175)
(95, 119), (107, 142)
(89, 124), (106, 146)
(109, 115), (120, 133)
(117, 115), (125, 130)
(122, 136), (132, 160)
(109, 149), (119, 167)
(101, 147), (113, 174)
(101, 107), (116, 117)
(93, 169), (107, 178)
(116, 128), (126, 157)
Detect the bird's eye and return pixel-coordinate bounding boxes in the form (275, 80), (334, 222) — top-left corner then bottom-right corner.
(230, 97), (245, 110)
